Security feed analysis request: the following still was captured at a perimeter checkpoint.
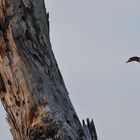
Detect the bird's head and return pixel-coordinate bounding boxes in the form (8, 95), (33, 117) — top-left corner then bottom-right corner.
(126, 56), (140, 63)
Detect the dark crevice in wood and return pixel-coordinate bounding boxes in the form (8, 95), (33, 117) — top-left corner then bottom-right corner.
(45, 124), (59, 139)
(15, 99), (21, 107)
(78, 128), (84, 139)
(22, 100), (25, 105)
(0, 73), (6, 93)
(21, 15), (26, 22)
(16, 112), (18, 116)
(66, 120), (71, 126)
(10, 97), (12, 101)
(25, 29), (32, 41)
(19, 5), (22, 8)
(8, 80), (12, 85)
(0, 23), (4, 33)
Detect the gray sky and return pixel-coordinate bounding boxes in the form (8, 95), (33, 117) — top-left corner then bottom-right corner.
(1, 0), (140, 139)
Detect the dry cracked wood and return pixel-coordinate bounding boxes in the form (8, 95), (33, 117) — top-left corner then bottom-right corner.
(0, 0), (98, 139)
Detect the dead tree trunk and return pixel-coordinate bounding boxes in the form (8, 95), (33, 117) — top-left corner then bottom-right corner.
(0, 0), (98, 140)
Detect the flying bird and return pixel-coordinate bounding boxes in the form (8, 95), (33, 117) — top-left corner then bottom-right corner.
(126, 56), (140, 63)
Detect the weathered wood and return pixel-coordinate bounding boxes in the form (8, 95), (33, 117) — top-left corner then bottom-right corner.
(0, 0), (98, 139)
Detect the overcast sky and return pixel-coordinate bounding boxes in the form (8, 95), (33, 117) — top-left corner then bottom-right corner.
(1, 0), (140, 140)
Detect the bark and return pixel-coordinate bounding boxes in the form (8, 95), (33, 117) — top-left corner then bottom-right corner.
(0, 0), (98, 140)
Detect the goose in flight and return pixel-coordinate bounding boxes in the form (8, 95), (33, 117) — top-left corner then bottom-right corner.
(127, 56), (140, 63)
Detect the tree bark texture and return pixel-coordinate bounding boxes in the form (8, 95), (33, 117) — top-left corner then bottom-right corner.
(0, 0), (98, 140)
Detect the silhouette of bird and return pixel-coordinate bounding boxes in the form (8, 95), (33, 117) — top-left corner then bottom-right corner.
(126, 56), (140, 63)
